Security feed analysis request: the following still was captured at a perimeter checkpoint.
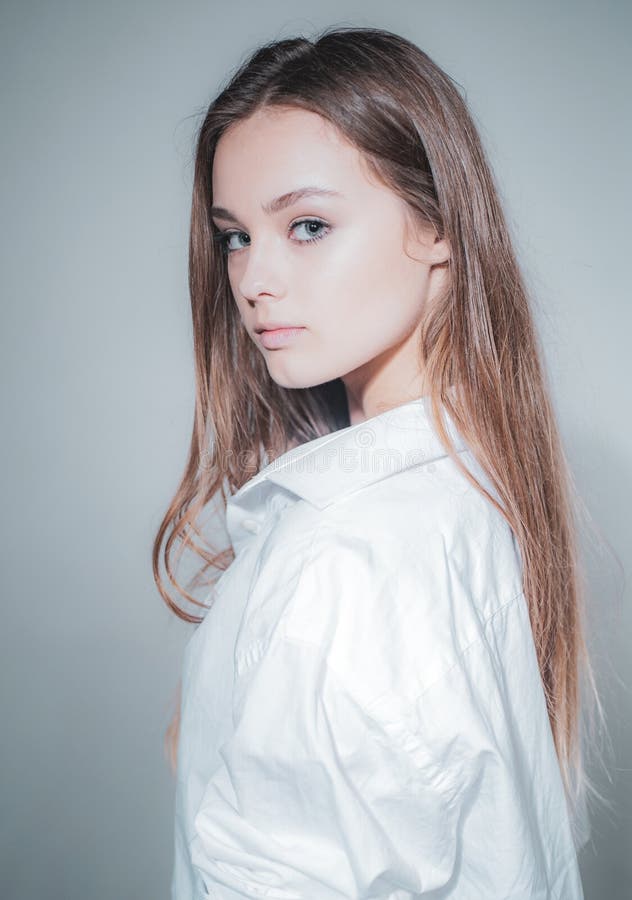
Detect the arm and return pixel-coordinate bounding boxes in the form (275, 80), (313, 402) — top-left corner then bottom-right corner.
(190, 635), (465, 899)
(189, 530), (471, 899)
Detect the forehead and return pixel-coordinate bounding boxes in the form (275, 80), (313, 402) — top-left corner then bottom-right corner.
(211, 106), (382, 201)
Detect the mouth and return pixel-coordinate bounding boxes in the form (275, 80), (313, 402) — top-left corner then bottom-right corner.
(256, 326), (306, 349)
(254, 322), (301, 334)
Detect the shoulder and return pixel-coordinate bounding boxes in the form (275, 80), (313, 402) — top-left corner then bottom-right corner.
(308, 447), (524, 613)
(241, 449), (524, 707)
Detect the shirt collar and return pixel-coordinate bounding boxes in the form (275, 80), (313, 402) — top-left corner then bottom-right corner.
(225, 392), (469, 552)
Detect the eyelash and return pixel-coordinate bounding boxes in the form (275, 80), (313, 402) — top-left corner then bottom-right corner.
(212, 218), (331, 256)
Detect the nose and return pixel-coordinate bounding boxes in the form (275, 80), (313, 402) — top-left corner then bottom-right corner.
(236, 235), (286, 304)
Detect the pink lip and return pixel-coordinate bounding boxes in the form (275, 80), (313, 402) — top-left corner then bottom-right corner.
(257, 326), (306, 349)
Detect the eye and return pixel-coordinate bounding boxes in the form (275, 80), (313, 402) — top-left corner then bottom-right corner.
(212, 218), (331, 256)
(291, 218), (330, 243)
(213, 230), (250, 254)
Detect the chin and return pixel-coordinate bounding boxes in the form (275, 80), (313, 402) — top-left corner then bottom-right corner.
(267, 372), (315, 390)
(266, 364), (334, 392)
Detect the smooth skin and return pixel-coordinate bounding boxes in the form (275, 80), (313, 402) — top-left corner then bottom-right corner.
(211, 106), (450, 426)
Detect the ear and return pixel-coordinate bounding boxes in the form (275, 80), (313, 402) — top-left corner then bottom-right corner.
(428, 232), (450, 266)
(403, 214), (450, 266)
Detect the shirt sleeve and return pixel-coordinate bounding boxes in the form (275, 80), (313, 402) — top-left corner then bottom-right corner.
(189, 527), (480, 899)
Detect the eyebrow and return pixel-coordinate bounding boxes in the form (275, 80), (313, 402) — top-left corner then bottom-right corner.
(210, 186), (344, 224)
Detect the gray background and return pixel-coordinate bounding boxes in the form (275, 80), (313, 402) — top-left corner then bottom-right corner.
(1, 1), (629, 897)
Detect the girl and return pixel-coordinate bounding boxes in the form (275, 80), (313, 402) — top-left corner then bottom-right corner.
(154, 25), (601, 899)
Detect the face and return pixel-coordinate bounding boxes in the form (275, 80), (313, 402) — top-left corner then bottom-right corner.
(211, 106), (450, 423)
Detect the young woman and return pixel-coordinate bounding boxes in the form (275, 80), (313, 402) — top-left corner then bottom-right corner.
(153, 25), (603, 899)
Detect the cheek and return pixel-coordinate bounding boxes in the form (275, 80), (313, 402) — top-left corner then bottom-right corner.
(310, 229), (383, 314)
(227, 280), (251, 328)
(313, 228), (426, 341)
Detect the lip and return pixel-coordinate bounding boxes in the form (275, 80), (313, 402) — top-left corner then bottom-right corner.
(254, 321), (300, 334)
(256, 326), (306, 350)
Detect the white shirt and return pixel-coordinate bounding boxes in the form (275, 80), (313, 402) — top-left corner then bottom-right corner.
(171, 395), (585, 899)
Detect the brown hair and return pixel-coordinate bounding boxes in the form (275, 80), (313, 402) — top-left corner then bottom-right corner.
(153, 25), (612, 846)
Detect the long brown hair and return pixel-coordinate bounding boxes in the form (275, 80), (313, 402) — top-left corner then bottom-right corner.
(153, 25), (611, 845)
